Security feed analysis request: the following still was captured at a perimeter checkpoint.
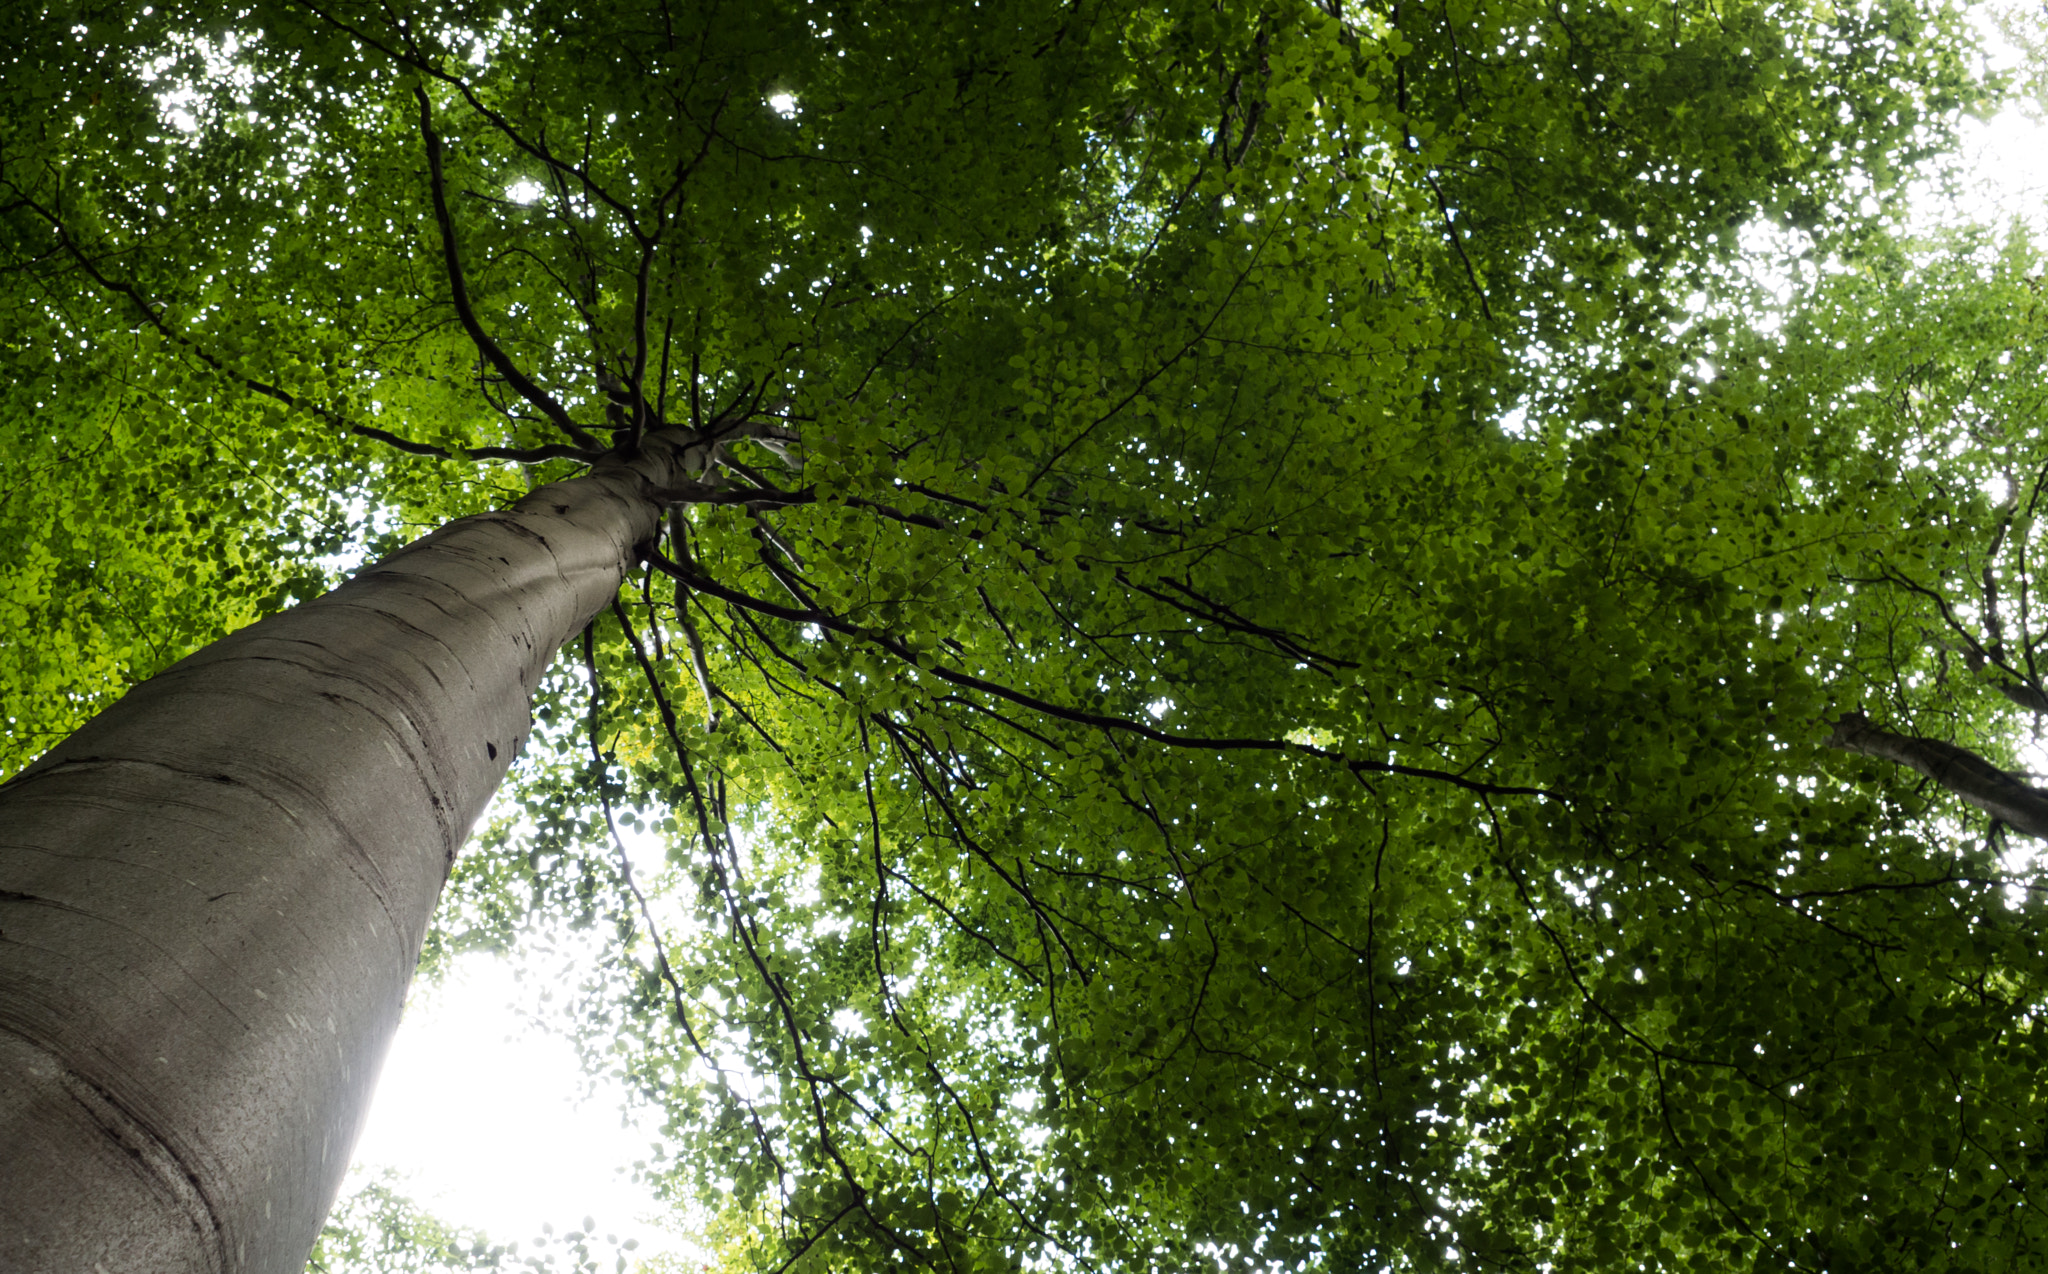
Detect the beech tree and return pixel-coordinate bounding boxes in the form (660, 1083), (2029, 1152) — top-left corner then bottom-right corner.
(4, 0), (2043, 1271)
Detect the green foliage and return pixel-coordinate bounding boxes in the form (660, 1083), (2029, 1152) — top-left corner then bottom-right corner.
(9, 0), (2047, 1270)
(310, 1173), (648, 1274)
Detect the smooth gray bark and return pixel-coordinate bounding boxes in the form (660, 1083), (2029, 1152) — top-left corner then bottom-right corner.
(1944, 640), (2048, 715)
(1825, 710), (2048, 838)
(1993, 679), (2048, 715)
(0, 433), (707, 1272)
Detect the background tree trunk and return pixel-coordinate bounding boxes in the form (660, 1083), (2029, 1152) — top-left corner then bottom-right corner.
(0, 435), (701, 1272)
(1826, 710), (2048, 837)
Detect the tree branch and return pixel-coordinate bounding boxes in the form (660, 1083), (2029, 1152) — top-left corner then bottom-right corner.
(666, 510), (722, 730)
(1825, 711), (2048, 837)
(414, 85), (605, 451)
(6, 187), (596, 465)
(645, 546), (1565, 802)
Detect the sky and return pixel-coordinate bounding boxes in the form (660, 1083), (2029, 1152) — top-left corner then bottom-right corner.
(328, 16), (2048, 1273)
(1910, 74), (2048, 233)
(1933, 3), (2048, 233)
(340, 819), (698, 1267)
(346, 940), (693, 1265)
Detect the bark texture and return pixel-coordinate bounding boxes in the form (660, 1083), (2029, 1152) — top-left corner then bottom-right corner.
(1993, 680), (2048, 715)
(1825, 710), (2048, 838)
(0, 432), (706, 1272)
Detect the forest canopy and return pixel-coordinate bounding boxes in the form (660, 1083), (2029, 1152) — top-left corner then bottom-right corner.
(5, 0), (2048, 1269)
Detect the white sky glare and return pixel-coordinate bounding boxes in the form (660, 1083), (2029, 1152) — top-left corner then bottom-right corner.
(344, 943), (691, 1266)
(1913, 2), (2048, 233)
(339, 819), (692, 1267)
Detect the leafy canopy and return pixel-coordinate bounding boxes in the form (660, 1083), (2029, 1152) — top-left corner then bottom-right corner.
(10, 0), (2047, 1270)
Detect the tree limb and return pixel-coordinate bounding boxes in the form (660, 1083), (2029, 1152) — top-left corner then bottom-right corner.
(1825, 711), (2048, 838)
(6, 187), (595, 465)
(645, 546), (1565, 802)
(666, 510), (722, 731)
(414, 85), (605, 451)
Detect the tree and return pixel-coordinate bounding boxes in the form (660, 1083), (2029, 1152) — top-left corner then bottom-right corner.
(307, 1171), (646, 1274)
(0, 0), (2024, 1269)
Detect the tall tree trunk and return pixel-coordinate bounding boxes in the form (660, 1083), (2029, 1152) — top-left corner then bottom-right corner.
(0, 433), (704, 1273)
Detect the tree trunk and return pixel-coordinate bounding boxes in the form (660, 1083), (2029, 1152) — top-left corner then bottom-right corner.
(1825, 710), (2048, 838)
(0, 433), (703, 1273)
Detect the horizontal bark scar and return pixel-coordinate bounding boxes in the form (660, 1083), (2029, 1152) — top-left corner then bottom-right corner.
(9, 753), (407, 932)
(1, 1022), (232, 1266)
(482, 517), (554, 551)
